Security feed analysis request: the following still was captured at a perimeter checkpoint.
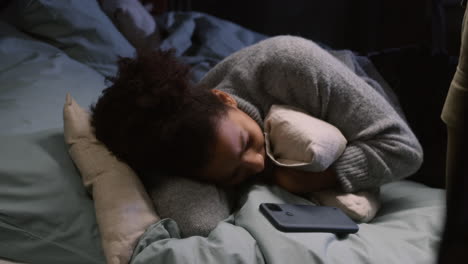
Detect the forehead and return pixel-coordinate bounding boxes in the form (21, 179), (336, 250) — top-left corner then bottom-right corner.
(201, 115), (241, 180)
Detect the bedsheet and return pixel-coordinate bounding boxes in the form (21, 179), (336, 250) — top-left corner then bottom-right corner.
(154, 11), (267, 81)
(132, 181), (444, 264)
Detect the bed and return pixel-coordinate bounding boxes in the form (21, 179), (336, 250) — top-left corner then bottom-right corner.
(0, 0), (448, 263)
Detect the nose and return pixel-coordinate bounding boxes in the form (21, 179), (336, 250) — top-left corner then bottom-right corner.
(243, 151), (265, 174)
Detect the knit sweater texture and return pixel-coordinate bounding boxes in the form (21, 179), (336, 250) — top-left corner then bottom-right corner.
(199, 36), (423, 192)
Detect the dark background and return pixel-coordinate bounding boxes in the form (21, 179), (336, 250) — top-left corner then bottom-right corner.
(159, 0), (464, 56)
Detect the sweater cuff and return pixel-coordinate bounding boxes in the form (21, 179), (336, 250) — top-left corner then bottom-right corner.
(332, 145), (370, 192)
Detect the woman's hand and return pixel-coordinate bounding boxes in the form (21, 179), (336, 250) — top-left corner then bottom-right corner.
(272, 166), (338, 194)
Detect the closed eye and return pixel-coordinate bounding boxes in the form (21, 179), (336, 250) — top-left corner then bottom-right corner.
(226, 132), (251, 186)
(244, 134), (251, 152)
(238, 132), (248, 159)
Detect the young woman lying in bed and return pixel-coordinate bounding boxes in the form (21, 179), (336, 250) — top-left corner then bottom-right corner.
(91, 36), (423, 207)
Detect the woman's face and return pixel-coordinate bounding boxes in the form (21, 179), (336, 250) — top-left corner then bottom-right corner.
(200, 91), (265, 186)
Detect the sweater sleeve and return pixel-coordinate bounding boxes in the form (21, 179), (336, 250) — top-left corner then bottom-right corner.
(201, 36), (424, 192)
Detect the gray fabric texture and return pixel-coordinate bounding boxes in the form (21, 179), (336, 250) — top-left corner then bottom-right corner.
(199, 36), (424, 192)
(149, 176), (232, 237)
(0, 0), (135, 77)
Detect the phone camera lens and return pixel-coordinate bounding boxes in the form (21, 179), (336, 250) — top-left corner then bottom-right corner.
(266, 203), (282, 211)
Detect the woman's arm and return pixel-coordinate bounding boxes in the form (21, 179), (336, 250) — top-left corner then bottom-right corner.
(259, 37), (423, 192)
(200, 35), (423, 192)
(272, 166), (338, 194)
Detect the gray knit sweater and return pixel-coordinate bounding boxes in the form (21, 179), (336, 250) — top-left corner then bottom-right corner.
(199, 36), (423, 192)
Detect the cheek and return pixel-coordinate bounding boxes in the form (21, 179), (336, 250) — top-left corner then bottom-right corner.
(249, 120), (264, 143)
(254, 127), (265, 148)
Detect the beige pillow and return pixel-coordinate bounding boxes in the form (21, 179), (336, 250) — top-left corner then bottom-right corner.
(264, 104), (347, 171)
(309, 188), (380, 223)
(63, 94), (160, 264)
(264, 104), (380, 222)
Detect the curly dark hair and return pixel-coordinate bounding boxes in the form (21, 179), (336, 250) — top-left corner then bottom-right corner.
(91, 49), (228, 182)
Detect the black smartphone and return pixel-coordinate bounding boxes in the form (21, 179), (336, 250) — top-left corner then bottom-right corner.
(259, 203), (359, 234)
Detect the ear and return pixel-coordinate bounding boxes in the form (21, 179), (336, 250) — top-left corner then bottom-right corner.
(211, 89), (238, 107)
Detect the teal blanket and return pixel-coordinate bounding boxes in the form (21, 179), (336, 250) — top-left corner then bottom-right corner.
(132, 181), (444, 264)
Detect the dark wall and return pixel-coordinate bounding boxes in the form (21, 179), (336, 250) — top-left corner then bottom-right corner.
(190, 0), (464, 55)
(190, 0), (432, 53)
(192, 0), (354, 49)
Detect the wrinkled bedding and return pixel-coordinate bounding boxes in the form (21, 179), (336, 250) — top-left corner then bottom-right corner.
(132, 181), (444, 264)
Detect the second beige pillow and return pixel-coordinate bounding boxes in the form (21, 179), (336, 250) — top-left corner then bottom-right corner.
(63, 94), (160, 264)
